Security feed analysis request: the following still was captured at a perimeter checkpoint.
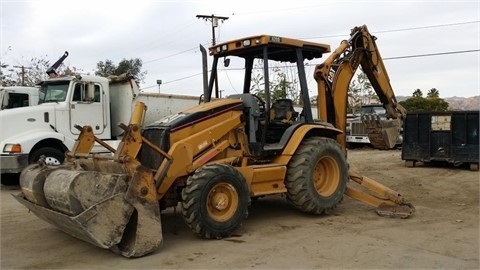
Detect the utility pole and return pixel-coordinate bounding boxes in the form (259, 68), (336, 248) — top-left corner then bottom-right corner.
(12, 65), (32, 86)
(196, 14), (229, 98)
(156, 79), (162, 93)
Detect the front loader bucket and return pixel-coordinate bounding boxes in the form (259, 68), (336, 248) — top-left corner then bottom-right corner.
(15, 162), (163, 257)
(362, 115), (401, 149)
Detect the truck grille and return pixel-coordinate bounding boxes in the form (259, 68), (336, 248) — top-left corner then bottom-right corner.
(351, 122), (366, 135)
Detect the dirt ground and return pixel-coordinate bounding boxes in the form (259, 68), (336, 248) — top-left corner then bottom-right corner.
(1, 148), (479, 269)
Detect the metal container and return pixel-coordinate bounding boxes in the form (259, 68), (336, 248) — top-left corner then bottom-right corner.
(401, 111), (479, 170)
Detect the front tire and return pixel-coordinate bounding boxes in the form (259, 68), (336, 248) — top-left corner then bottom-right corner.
(29, 147), (65, 166)
(181, 164), (249, 239)
(286, 137), (348, 214)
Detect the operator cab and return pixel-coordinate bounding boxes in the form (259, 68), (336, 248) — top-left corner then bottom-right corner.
(206, 35), (331, 156)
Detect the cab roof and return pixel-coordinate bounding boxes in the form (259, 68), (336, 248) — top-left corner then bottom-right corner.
(209, 35), (331, 63)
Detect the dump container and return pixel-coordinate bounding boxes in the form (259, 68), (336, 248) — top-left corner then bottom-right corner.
(401, 111), (479, 171)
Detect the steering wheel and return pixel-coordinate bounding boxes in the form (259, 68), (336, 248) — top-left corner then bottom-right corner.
(251, 94), (266, 113)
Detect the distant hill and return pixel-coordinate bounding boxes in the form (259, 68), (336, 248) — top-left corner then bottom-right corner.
(444, 96), (480, 110)
(397, 96), (480, 111)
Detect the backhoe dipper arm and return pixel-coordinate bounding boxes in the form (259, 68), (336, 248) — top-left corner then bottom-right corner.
(314, 25), (406, 148)
(314, 25), (414, 218)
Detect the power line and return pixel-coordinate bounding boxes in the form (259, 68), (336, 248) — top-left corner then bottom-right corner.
(384, 49), (480, 60)
(143, 20), (479, 66)
(143, 47), (198, 64)
(302, 20), (480, 40)
(141, 48), (479, 91)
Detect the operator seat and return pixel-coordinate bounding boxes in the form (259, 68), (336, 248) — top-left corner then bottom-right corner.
(270, 99), (297, 126)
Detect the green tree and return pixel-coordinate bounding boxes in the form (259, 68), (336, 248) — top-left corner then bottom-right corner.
(1, 54), (80, 86)
(250, 60), (299, 103)
(427, 88), (440, 98)
(347, 71), (376, 114)
(412, 89), (423, 97)
(95, 58), (146, 84)
(399, 89), (449, 112)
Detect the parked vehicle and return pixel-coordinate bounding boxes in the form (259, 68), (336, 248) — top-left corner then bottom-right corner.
(0, 73), (199, 177)
(346, 104), (403, 149)
(15, 25), (413, 257)
(0, 86), (39, 110)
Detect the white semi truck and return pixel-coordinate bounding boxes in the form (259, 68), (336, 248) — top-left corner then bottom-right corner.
(0, 73), (199, 177)
(0, 86), (39, 110)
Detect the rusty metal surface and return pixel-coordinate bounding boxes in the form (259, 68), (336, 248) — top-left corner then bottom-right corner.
(17, 164), (163, 257)
(362, 115), (401, 149)
(14, 192), (134, 249)
(375, 203), (415, 219)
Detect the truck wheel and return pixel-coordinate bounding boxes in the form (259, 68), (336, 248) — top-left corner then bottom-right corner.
(0, 173), (20, 186)
(286, 136), (348, 215)
(181, 164), (249, 239)
(29, 147), (65, 166)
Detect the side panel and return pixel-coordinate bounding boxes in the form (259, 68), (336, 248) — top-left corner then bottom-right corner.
(109, 80), (138, 138)
(135, 93), (199, 127)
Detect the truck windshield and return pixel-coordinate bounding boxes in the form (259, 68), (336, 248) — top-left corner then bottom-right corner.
(361, 106), (386, 115)
(38, 82), (70, 104)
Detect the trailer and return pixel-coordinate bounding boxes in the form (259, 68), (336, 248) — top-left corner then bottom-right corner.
(401, 110), (479, 171)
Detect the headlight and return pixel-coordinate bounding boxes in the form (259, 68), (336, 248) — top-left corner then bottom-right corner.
(243, 39), (251, 46)
(3, 144), (21, 153)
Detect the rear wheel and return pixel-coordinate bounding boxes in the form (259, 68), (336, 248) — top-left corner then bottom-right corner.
(286, 137), (348, 214)
(181, 164), (249, 239)
(29, 147), (65, 166)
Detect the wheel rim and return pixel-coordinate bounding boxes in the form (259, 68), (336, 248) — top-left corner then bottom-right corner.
(206, 183), (239, 222)
(44, 156), (62, 166)
(313, 156), (340, 197)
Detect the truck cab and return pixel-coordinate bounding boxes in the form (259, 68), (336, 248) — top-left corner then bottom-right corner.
(0, 74), (138, 174)
(0, 86), (39, 110)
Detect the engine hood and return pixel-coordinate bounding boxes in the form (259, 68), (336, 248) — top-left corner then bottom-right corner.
(0, 103), (59, 143)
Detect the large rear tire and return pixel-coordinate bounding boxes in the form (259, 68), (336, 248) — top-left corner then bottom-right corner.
(286, 136), (348, 214)
(181, 164), (249, 239)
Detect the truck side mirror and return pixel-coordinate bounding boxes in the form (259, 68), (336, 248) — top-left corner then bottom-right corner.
(86, 82), (95, 102)
(1, 92), (9, 109)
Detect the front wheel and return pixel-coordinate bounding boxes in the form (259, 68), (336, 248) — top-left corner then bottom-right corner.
(29, 147), (65, 166)
(181, 164), (250, 239)
(286, 137), (348, 215)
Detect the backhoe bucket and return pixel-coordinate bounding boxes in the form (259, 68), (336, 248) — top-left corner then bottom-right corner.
(14, 161), (163, 257)
(362, 115), (401, 149)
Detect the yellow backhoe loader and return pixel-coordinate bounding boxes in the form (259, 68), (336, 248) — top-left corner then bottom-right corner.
(15, 25), (414, 257)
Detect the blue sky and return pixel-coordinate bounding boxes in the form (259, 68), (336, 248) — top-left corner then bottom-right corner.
(1, 0), (479, 98)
